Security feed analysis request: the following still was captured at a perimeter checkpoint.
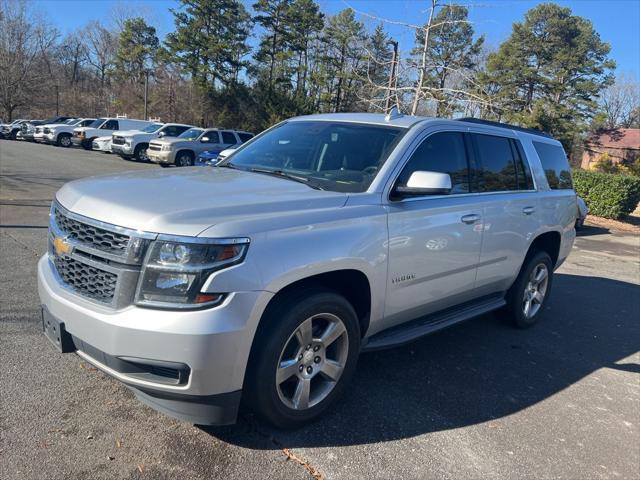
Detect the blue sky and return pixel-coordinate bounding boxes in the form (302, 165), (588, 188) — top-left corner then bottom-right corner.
(33, 0), (640, 77)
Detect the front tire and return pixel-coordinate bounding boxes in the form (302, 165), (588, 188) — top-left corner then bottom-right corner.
(175, 151), (194, 167)
(57, 133), (72, 147)
(245, 290), (360, 428)
(134, 144), (149, 162)
(505, 251), (553, 328)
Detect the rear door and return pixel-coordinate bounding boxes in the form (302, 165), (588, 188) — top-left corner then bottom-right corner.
(470, 132), (540, 296)
(384, 130), (484, 329)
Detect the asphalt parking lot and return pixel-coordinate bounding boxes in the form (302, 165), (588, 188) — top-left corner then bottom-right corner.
(1, 140), (639, 480)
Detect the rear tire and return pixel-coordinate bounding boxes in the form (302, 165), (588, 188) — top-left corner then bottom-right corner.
(57, 133), (71, 147)
(245, 289), (360, 429)
(505, 251), (553, 328)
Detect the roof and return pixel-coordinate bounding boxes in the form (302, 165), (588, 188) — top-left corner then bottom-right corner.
(289, 112), (431, 128)
(586, 128), (640, 150)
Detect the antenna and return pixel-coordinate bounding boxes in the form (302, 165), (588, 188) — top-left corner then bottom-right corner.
(385, 106), (403, 122)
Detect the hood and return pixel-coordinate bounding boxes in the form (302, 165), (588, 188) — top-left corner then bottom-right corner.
(94, 136), (111, 142)
(114, 129), (148, 138)
(56, 167), (348, 237)
(150, 136), (192, 147)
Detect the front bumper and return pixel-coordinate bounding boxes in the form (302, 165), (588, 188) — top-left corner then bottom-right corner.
(111, 143), (133, 156)
(147, 149), (174, 164)
(71, 137), (88, 147)
(37, 254), (271, 424)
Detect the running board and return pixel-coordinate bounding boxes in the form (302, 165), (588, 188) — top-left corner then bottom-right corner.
(362, 296), (506, 351)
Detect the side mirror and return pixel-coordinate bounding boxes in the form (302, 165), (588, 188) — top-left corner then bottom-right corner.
(200, 137), (209, 143)
(158, 131), (165, 137)
(394, 171), (452, 197)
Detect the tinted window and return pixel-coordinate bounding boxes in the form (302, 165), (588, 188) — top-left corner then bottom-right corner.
(102, 120), (118, 130)
(473, 134), (518, 191)
(170, 125), (190, 136)
(221, 131), (237, 145)
(512, 140), (534, 190)
(81, 119), (95, 126)
(533, 141), (573, 189)
(225, 121), (404, 193)
(397, 131), (470, 194)
(202, 131), (219, 143)
(238, 132), (254, 143)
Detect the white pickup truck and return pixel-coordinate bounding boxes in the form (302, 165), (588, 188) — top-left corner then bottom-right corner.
(35, 119), (95, 146)
(111, 123), (193, 162)
(72, 118), (153, 150)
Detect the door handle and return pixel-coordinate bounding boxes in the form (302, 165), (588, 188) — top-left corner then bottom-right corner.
(523, 206), (535, 215)
(461, 214), (480, 224)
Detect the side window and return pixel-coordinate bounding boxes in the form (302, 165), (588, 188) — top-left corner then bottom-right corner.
(161, 126), (179, 137)
(221, 131), (237, 146)
(171, 125), (190, 136)
(238, 132), (254, 143)
(473, 134), (518, 192)
(202, 131), (220, 143)
(81, 119), (93, 127)
(533, 141), (573, 189)
(397, 131), (470, 194)
(102, 120), (118, 130)
(512, 140), (535, 190)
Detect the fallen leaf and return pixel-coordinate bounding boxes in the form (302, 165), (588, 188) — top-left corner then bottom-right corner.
(116, 439), (123, 448)
(86, 434), (94, 440)
(107, 455), (115, 461)
(137, 464), (144, 473)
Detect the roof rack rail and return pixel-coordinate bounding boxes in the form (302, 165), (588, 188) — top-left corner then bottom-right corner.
(456, 117), (552, 138)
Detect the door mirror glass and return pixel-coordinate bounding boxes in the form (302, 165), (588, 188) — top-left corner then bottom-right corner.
(395, 171), (452, 196)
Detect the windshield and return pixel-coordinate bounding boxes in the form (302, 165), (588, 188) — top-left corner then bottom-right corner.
(64, 118), (78, 125)
(87, 118), (106, 128)
(141, 123), (163, 133)
(178, 128), (204, 140)
(223, 121), (405, 193)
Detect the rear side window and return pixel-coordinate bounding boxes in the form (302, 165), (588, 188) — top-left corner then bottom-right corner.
(533, 141), (573, 189)
(512, 140), (535, 190)
(397, 131), (470, 194)
(221, 131), (237, 145)
(473, 134), (518, 192)
(238, 132), (254, 143)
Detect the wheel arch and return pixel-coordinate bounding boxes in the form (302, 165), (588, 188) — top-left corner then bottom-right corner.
(526, 230), (561, 267)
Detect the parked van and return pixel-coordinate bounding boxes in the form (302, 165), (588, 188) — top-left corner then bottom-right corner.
(71, 117), (153, 150)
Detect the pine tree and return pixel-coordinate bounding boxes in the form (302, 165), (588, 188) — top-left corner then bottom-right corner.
(481, 3), (614, 150)
(112, 17), (159, 85)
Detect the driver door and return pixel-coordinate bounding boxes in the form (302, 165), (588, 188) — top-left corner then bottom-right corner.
(383, 130), (484, 329)
(196, 130), (221, 155)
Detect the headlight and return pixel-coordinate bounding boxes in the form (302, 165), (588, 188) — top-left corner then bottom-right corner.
(135, 237), (249, 309)
(125, 138), (132, 145)
(161, 144), (172, 151)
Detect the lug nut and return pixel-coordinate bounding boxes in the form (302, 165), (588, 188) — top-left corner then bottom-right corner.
(298, 354), (303, 361)
(313, 345), (320, 352)
(306, 366), (313, 374)
(299, 365), (304, 372)
(314, 356), (321, 363)
(306, 344), (311, 351)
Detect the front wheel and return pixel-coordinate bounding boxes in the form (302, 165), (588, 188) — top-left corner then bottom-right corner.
(175, 151), (194, 167)
(134, 144), (149, 162)
(245, 290), (360, 428)
(57, 134), (72, 147)
(505, 251), (553, 328)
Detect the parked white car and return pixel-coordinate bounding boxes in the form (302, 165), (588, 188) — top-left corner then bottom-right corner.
(91, 136), (113, 153)
(111, 123), (193, 162)
(38, 118), (96, 147)
(72, 117), (153, 150)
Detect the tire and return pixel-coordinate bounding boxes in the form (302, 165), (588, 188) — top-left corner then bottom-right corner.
(82, 139), (94, 150)
(175, 151), (194, 167)
(245, 289), (360, 429)
(9, 129), (18, 140)
(159, 163), (170, 168)
(57, 133), (72, 147)
(505, 251), (554, 328)
(134, 144), (149, 162)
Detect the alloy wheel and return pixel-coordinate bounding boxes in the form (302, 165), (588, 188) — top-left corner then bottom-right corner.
(523, 263), (549, 318)
(276, 313), (349, 410)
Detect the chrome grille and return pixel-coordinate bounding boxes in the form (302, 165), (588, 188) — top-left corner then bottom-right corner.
(112, 136), (125, 145)
(148, 143), (162, 151)
(54, 207), (129, 253)
(53, 256), (117, 303)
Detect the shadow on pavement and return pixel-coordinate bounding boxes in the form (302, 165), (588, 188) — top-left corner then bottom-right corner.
(576, 224), (609, 237)
(205, 273), (640, 448)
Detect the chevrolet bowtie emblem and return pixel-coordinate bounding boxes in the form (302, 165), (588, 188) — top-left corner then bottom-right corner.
(53, 236), (73, 256)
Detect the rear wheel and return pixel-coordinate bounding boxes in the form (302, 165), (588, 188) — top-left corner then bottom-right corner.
(57, 133), (72, 147)
(245, 290), (360, 428)
(175, 151), (194, 167)
(505, 251), (553, 328)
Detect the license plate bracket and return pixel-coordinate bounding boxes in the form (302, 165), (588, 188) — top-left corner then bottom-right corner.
(42, 307), (75, 353)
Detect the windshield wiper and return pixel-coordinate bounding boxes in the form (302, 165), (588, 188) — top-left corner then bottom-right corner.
(247, 168), (323, 190)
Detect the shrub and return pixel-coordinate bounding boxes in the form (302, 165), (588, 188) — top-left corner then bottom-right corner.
(572, 169), (640, 219)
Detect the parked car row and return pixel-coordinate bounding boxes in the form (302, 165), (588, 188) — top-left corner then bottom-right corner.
(1, 114), (255, 167)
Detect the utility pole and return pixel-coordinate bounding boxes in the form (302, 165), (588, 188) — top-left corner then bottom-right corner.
(143, 71), (149, 120)
(55, 85), (59, 116)
(385, 40), (399, 114)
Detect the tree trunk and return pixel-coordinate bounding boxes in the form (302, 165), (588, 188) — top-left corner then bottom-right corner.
(411, 0), (437, 116)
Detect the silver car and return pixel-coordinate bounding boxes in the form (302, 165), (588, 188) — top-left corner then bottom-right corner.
(38, 113), (577, 428)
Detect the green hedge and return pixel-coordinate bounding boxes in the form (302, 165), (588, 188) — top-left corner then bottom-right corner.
(573, 170), (640, 219)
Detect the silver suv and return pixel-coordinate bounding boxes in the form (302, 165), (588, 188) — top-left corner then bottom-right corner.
(38, 113), (577, 428)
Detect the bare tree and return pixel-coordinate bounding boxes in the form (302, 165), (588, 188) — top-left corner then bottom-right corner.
(82, 21), (117, 115)
(600, 73), (640, 128)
